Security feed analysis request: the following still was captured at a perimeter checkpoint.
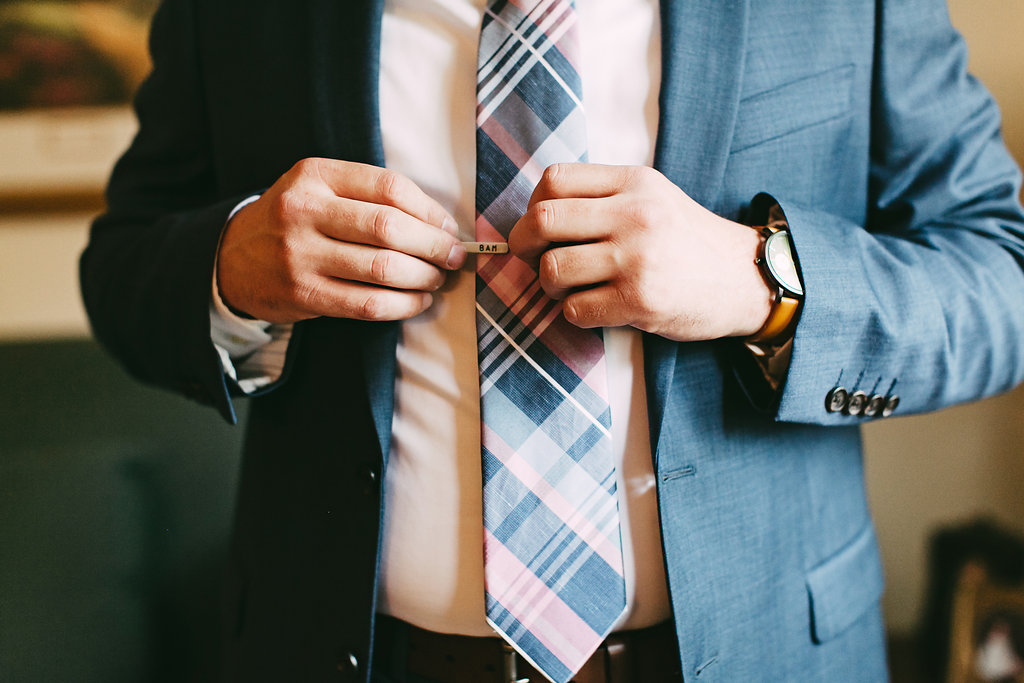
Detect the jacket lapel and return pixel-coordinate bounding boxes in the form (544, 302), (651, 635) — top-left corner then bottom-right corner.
(307, 0), (386, 165)
(307, 0), (396, 464)
(645, 0), (750, 462)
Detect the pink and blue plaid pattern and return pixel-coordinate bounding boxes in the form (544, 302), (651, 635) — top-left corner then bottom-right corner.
(475, 1), (626, 681)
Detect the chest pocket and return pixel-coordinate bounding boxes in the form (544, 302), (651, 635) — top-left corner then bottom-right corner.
(731, 63), (856, 154)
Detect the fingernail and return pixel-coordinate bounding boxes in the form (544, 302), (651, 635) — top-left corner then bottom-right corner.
(441, 216), (459, 236)
(447, 243), (467, 269)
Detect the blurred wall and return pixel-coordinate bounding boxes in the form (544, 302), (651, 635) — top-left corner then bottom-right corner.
(0, 0), (1022, 640)
(0, 211), (93, 341)
(864, 0), (1024, 636)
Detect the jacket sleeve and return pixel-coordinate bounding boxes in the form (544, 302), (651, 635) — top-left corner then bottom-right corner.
(79, 0), (244, 423)
(773, 0), (1024, 424)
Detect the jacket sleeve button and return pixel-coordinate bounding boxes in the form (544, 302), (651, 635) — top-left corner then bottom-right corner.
(863, 394), (886, 418)
(882, 395), (900, 417)
(845, 390), (868, 416)
(826, 387), (849, 413)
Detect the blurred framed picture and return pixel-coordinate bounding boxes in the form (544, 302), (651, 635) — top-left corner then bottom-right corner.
(0, 0), (159, 211)
(949, 562), (1024, 683)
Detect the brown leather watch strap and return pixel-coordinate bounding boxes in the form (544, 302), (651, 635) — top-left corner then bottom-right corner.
(747, 225), (802, 346)
(747, 290), (800, 344)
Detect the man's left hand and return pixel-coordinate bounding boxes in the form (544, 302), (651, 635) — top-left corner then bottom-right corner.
(508, 163), (773, 342)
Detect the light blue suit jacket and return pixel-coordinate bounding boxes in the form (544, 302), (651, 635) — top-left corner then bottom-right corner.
(81, 0), (1024, 680)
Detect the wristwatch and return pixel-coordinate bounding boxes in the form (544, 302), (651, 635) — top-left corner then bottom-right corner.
(747, 225), (804, 345)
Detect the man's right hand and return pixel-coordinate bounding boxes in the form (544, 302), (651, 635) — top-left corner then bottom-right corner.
(217, 158), (466, 324)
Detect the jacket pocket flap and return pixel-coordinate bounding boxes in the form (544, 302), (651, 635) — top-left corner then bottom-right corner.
(732, 63), (855, 153)
(805, 522), (884, 643)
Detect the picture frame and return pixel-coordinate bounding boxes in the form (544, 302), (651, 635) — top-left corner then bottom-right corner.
(0, 0), (159, 212)
(948, 561), (1024, 683)
(0, 106), (137, 212)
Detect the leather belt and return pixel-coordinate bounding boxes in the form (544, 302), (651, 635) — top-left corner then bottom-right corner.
(373, 614), (682, 683)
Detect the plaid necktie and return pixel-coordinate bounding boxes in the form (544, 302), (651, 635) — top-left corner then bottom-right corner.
(475, 2), (626, 681)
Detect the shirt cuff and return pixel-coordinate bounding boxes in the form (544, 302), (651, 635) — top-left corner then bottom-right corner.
(210, 194), (291, 394)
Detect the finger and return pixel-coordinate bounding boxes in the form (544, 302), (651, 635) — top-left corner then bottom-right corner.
(290, 158), (458, 233)
(304, 277), (435, 321)
(317, 242), (447, 292)
(509, 197), (616, 260)
(529, 163), (649, 204)
(562, 284), (632, 330)
(538, 242), (618, 300)
(316, 197), (466, 270)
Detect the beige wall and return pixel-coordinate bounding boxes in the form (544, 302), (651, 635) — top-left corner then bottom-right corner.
(0, 0), (1022, 637)
(0, 213), (93, 340)
(865, 0), (1024, 636)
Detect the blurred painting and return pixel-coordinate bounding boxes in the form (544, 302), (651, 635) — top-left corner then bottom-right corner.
(0, 0), (158, 110)
(0, 1), (159, 210)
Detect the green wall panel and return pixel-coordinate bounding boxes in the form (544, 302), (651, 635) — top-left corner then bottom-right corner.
(0, 340), (247, 683)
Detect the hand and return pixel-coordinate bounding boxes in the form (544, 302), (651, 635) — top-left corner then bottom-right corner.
(507, 164), (773, 342)
(217, 158), (466, 324)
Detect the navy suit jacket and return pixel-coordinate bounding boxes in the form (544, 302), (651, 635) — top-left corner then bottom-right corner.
(81, 0), (1024, 681)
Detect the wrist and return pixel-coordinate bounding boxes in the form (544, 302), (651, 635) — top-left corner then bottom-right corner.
(728, 220), (775, 337)
(216, 199), (262, 320)
(684, 214), (772, 339)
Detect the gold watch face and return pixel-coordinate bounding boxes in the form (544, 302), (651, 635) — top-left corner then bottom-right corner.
(765, 231), (803, 296)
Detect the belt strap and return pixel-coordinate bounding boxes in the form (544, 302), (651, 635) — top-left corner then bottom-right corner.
(373, 615), (682, 683)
